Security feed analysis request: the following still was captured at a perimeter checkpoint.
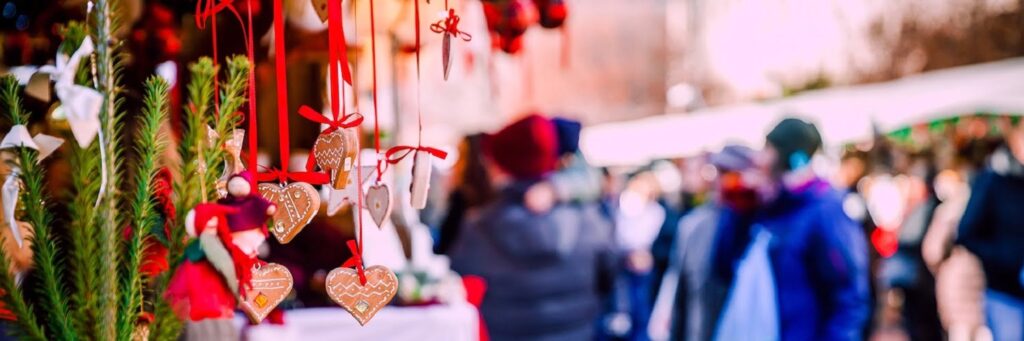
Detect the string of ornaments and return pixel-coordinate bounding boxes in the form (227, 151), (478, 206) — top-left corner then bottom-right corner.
(0, 0), (573, 330)
(166, 0), (466, 327)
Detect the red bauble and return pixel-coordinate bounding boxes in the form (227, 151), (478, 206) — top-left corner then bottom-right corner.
(533, 0), (567, 28)
(482, 0), (537, 54)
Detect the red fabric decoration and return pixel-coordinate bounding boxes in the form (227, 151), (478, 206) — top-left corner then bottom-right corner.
(483, 114), (559, 179)
(165, 260), (238, 321)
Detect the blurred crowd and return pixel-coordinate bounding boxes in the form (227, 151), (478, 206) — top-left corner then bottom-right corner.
(427, 113), (1024, 341)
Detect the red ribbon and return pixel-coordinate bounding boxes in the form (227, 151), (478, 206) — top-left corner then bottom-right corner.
(255, 167), (329, 185)
(384, 145), (449, 165)
(430, 9), (473, 41)
(341, 240), (367, 285)
(298, 107), (364, 135)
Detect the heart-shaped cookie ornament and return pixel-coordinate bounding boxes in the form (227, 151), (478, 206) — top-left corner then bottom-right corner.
(326, 265), (398, 326)
(259, 182), (320, 243)
(313, 129), (359, 190)
(240, 263), (294, 324)
(365, 183), (391, 228)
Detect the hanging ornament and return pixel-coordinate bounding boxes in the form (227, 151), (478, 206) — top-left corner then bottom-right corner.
(259, 182), (320, 243)
(239, 262), (294, 324)
(364, 183), (391, 228)
(533, 0), (567, 29)
(384, 146), (448, 210)
(327, 241), (397, 326)
(482, 0), (538, 54)
(430, 9), (472, 81)
(326, 165), (376, 217)
(310, 122), (362, 190)
(214, 128), (247, 197)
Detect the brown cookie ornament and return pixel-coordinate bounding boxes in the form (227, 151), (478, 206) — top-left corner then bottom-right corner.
(326, 265), (398, 326)
(239, 263), (294, 324)
(258, 182), (320, 243)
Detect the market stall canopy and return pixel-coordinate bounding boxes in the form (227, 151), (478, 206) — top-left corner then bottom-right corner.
(582, 57), (1024, 166)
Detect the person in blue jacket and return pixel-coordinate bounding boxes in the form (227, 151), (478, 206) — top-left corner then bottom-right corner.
(712, 118), (870, 340)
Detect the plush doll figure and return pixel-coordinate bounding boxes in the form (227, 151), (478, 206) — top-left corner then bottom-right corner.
(165, 171), (276, 322)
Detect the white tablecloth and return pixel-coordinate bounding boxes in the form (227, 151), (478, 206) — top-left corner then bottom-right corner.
(238, 303), (479, 341)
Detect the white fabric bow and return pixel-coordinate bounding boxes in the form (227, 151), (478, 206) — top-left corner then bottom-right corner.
(0, 124), (64, 248)
(36, 37), (102, 148)
(1, 166), (21, 248)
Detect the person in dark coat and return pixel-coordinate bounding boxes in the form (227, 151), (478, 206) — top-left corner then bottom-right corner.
(956, 119), (1024, 341)
(450, 114), (616, 341)
(712, 118), (870, 340)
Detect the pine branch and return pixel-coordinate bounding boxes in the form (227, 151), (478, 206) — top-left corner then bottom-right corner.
(1, 77), (28, 126)
(200, 56), (249, 196)
(0, 236), (45, 340)
(172, 58), (216, 245)
(117, 76), (169, 341)
(1, 77), (77, 340)
(93, 0), (125, 339)
(67, 142), (102, 336)
(0, 76), (46, 340)
(150, 58), (217, 341)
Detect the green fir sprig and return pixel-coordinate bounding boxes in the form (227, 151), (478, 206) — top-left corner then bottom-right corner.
(1, 76), (77, 340)
(0, 76), (47, 341)
(117, 76), (169, 341)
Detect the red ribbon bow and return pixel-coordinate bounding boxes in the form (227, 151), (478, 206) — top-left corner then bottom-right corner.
(430, 9), (473, 41)
(342, 240), (367, 285)
(298, 106), (364, 135)
(255, 166), (330, 185)
(384, 145), (449, 165)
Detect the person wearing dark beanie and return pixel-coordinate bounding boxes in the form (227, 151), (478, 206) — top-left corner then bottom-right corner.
(450, 114), (616, 341)
(765, 117), (822, 174)
(712, 117), (869, 340)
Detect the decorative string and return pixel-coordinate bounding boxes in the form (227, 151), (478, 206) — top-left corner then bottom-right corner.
(414, 0), (423, 146)
(370, 0), (383, 182)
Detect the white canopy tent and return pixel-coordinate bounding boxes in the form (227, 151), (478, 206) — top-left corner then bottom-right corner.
(582, 57), (1024, 166)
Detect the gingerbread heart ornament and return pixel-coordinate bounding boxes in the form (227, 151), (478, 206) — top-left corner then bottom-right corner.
(313, 128), (359, 190)
(259, 182), (320, 243)
(240, 263), (294, 324)
(365, 183), (391, 228)
(326, 265), (398, 326)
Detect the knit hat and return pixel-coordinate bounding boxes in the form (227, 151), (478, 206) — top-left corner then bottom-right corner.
(552, 117), (582, 156)
(709, 145), (757, 172)
(766, 118), (821, 171)
(483, 114), (559, 179)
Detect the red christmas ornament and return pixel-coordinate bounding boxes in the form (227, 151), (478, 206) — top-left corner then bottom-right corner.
(533, 0), (567, 29)
(482, 0), (538, 54)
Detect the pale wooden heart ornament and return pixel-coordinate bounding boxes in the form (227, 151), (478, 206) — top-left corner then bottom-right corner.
(258, 182), (320, 243)
(365, 183), (391, 228)
(326, 265), (398, 326)
(239, 263), (294, 324)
